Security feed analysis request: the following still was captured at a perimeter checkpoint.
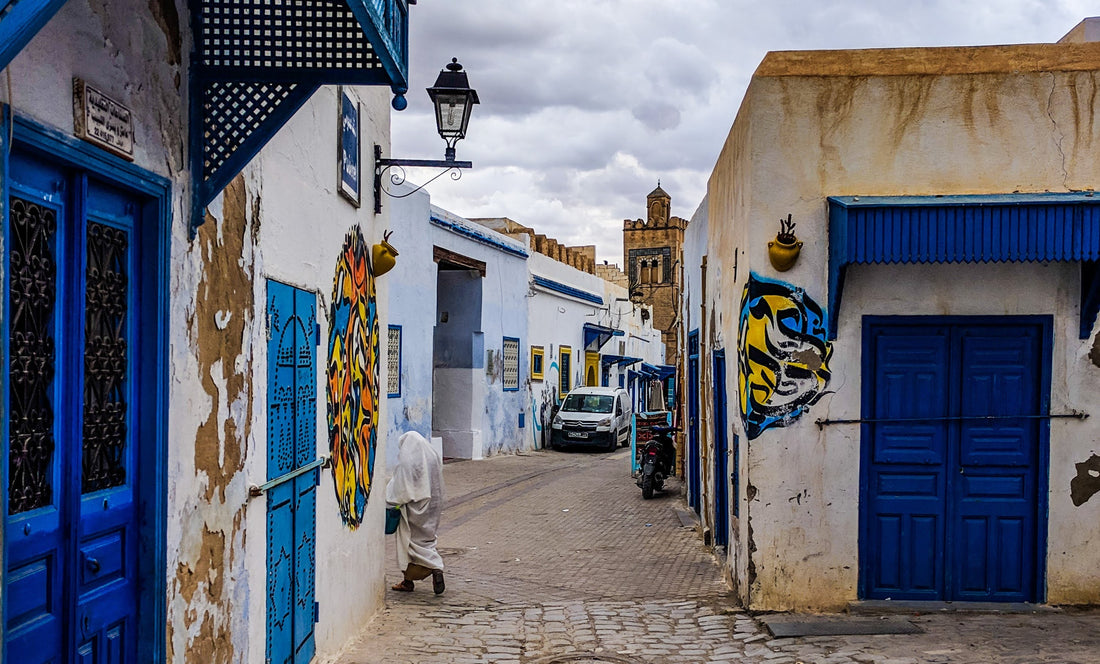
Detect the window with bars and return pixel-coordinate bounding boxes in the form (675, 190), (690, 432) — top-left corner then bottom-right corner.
(502, 337), (520, 392)
(387, 325), (401, 397)
(559, 346), (572, 399)
(530, 346), (544, 381)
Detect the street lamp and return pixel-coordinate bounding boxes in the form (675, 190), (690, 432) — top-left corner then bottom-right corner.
(374, 58), (479, 213)
(428, 58), (480, 162)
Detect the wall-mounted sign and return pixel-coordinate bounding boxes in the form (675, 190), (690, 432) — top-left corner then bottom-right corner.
(338, 87), (361, 206)
(72, 79), (134, 160)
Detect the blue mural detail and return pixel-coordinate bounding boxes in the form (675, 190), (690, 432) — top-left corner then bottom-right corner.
(738, 273), (832, 440)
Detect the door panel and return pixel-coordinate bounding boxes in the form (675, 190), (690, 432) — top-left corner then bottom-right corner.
(688, 331), (699, 513)
(862, 319), (1045, 603)
(6, 154), (142, 663)
(266, 282), (317, 664)
(712, 350), (729, 548)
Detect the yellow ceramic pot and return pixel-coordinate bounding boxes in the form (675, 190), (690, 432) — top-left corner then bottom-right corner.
(767, 237), (803, 272)
(372, 239), (399, 277)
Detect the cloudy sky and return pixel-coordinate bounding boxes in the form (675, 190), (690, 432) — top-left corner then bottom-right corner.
(392, 1), (1094, 266)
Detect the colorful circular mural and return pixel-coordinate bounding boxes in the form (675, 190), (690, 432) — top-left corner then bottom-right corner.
(326, 226), (379, 529)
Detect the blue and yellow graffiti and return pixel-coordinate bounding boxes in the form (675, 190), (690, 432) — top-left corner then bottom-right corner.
(738, 273), (832, 440)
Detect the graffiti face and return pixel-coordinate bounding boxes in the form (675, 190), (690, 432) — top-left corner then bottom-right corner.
(326, 227), (379, 528)
(738, 273), (832, 440)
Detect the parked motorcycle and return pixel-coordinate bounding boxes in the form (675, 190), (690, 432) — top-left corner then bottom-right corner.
(637, 425), (678, 499)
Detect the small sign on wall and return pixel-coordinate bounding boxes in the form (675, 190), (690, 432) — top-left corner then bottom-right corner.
(72, 79), (134, 160)
(338, 86), (361, 206)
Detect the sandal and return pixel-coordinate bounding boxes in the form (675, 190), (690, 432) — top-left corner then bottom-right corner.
(391, 580), (414, 592)
(432, 570), (445, 595)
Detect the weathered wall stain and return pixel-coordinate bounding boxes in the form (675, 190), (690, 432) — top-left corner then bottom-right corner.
(171, 174), (256, 664)
(147, 0), (181, 65)
(1071, 454), (1100, 506)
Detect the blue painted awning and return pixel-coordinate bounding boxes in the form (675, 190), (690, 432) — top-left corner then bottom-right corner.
(190, 0), (413, 236)
(601, 354), (642, 367)
(828, 193), (1100, 339)
(583, 323), (624, 351)
(640, 363), (675, 380)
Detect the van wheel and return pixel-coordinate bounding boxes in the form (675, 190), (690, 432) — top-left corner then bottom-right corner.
(605, 436), (617, 453)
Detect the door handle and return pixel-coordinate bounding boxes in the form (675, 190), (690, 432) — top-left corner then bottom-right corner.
(86, 557), (101, 573)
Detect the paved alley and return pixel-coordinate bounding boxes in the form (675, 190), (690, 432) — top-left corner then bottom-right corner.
(334, 449), (1100, 664)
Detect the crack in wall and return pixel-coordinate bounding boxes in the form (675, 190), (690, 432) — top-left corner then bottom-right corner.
(1045, 72), (1070, 189)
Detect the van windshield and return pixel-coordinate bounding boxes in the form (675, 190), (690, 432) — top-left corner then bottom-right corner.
(561, 394), (614, 414)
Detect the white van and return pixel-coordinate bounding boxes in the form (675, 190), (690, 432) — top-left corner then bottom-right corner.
(550, 386), (633, 452)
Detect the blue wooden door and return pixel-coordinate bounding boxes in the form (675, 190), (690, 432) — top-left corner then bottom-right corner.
(5, 152), (141, 662)
(712, 349), (729, 547)
(266, 281), (317, 664)
(861, 318), (1047, 602)
(687, 331), (700, 513)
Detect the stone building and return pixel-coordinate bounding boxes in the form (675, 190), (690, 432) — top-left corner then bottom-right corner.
(623, 185), (689, 368)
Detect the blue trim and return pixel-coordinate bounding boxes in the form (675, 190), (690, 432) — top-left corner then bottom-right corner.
(429, 216), (529, 258)
(600, 354), (642, 367)
(0, 103), (9, 644)
(583, 322), (623, 351)
(0, 0), (70, 72)
(2, 109), (171, 663)
(503, 336), (520, 392)
(858, 315), (1051, 602)
(531, 275), (603, 305)
(828, 193), (1100, 339)
(387, 325), (402, 397)
(343, 0), (411, 97)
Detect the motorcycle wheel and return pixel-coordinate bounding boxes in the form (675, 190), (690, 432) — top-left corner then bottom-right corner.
(641, 473), (654, 499)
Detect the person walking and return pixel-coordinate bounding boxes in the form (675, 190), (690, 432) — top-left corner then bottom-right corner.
(386, 431), (445, 594)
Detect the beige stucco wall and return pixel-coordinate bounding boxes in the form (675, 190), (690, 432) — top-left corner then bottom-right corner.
(707, 42), (1100, 610)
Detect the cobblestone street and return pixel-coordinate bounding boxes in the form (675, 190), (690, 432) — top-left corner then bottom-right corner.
(334, 449), (1100, 664)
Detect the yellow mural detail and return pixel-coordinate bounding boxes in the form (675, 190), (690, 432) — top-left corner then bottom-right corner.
(326, 227), (379, 528)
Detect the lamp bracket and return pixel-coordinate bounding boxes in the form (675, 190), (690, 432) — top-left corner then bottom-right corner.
(373, 144), (472, 213)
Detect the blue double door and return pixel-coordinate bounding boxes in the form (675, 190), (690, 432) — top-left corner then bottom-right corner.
(4, 150), (146, 661)
(861, 317), (1049, 603)
(266, 281), (318, 664)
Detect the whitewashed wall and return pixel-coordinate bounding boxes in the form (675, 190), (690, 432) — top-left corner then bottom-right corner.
(0, 0), (398, 658)
(706, 43), (1100, 610)
(246, 85), (393, 663)
(526, 251), (663, 447)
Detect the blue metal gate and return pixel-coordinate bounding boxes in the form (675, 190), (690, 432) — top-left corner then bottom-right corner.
(687, 330), (700, 513)
(712, 349), (728, 547)
(266, 281), (318, 664)
(860, 317), (1049, 602)
(4, 150), (143, 662)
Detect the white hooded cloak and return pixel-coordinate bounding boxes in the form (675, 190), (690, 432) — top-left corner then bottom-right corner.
(385, 431), (444, 572)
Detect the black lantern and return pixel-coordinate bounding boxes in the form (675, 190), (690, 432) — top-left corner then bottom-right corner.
(373, 58), (479, 213)
(427, 58), (480, 161)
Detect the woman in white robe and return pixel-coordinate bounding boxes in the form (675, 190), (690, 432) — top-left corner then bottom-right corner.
(386, 431), (445, 593)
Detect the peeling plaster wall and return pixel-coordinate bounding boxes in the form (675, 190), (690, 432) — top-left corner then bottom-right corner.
(243, 85), (392, 663)
(1, 0), (395, 656)
(705, 43), (1100, 611)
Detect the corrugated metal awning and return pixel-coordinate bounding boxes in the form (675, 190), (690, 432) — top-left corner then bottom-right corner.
(828, 193), (1100, 339)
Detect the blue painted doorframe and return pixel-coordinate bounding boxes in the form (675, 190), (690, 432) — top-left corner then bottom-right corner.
(712, 349), (729, 548)
(2, 112), (170, 663)
(859, 316), (1051, 603)
(687, 330), (700, 513)
(266, 281), (318, 664)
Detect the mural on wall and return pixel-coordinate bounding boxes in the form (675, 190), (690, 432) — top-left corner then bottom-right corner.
(738, 273), (832, 440)
(326, 226), (380, 529)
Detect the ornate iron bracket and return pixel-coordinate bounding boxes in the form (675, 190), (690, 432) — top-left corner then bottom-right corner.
(373, 144), (471, 214)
